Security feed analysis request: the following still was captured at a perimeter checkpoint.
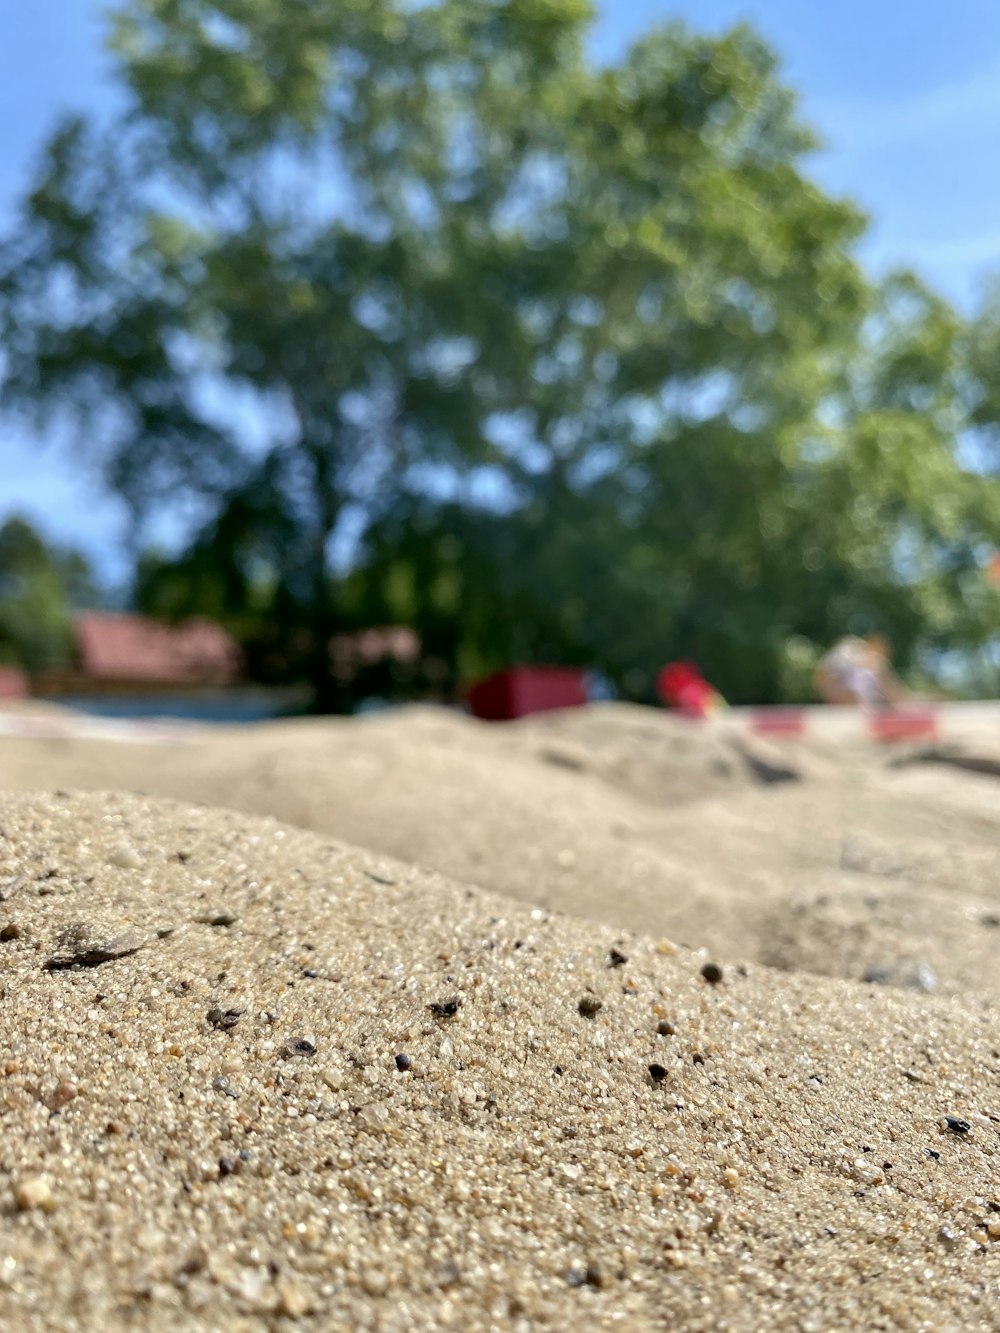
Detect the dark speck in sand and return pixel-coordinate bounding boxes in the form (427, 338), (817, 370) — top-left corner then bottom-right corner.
(428, 997), (461, 1019)
(198, 912), (237, 928)
(395, 1053), (412, 1071)
(944, 1116), (971, 1135)
(700, 962), (724, 985)
(608, 948), (628, 967)
(578, 995), (603, 1018)
(648, 1063), (667, 1082)
(285, 1037), (317, 1058)
(207, 1008), (243, 1031)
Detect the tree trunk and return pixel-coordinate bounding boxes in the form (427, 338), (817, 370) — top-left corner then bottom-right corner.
(305, 442), (343, 715)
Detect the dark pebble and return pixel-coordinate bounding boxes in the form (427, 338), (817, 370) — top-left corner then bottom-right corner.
(648, 1063), (667, 1082)
(218, 1156), (238, 1177)
(656, 1019), (675, 1036)
(207, 1008), (243, 1031)
(700, 962), (724, 985)
(284, 1037), (317, 1058)
(0, 923), (22, 942)
(945, 1115), (971, 1135)
(608, 948), (628, 967)
(566, 1268), (586, 1288)
(395, 1053), (412, 1072)
(302, 968), (318, 978)
(436, 1259), (461, 1289)
(428, 997), (461, 1019)
(585, 1262), (606, 1289)
(578, 995), (603, 1018)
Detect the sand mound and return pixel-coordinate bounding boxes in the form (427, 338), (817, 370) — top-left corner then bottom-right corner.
(2, 790), (1000, 1330)
(2, 705), (999, 1002)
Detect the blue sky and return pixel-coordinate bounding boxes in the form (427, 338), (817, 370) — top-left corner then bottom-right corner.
(2, 0), (1000, 584)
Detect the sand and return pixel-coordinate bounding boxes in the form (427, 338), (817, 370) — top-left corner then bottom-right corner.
(3, 703), (999, 998)
(1, 705), (1000, 1328)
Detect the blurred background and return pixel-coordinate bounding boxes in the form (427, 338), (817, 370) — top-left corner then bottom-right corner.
(2, 0), (1000, 719)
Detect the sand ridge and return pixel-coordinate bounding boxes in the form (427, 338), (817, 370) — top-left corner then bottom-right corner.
(2, 703), (999, 999)
(2, 789), (1000, 1330)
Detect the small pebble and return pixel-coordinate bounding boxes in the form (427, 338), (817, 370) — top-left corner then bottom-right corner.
(394, 1053), (412, 1072)
(0, 922), (22, 942)
(200, 912), (237, 928)
(648, 1063), (667, 1082)
(435, 1259), (461, 1288)
(656, 1019), (676, 1036)
(944, 1116), (971, 1135)
(46, 1079), (78, 1112)
(284, 1037), (317, 1058)
(218, 1156), (238, 1177)
(608, 948), (628, 967)
(428, 997), (460, 1019)
(207, 1008), (243, 1031)
(585, 1262), (606, 1289)
(45, 923), (144, 970)
(108, 843), (142, 870)
(277, 1279), (313, 1317)
(578, 995), (603, 1018)
(700, 962), (724, 985)
(14, 1177), (55, 1212)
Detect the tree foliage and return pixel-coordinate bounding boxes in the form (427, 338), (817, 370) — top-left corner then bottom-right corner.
(0, 517), (99, 675)
(2, 0), (998, 705)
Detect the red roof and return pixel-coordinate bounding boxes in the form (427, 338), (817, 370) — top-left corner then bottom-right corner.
(75, 614), (241, 686)
(0, 666), (28, 699)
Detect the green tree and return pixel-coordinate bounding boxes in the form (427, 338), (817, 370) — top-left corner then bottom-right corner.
(1, 1), (995, 704)
(0, 516), (99, 675)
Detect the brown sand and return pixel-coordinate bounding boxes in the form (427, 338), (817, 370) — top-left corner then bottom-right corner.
(2, 705), (1000, 1328)
(1, 789), (999, 1330)
(2, 703), (999, 997)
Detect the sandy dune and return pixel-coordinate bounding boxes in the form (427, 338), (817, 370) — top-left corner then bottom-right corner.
(3, 703), (999, 998)
(3, 704), (1000, 1328)
(1, 789), (1000, 1330)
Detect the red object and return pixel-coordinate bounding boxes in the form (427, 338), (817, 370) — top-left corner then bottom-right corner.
(466, 666), (587, 721)
(656, 661), (719, 719)
(0, 666), (28, 699)
(751, 709), (806, 738)
(868, 709), (938, 744)
(75, 613), (241, 686)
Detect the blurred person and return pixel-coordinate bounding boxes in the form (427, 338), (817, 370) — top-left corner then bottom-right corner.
(814, 635), (905, 709)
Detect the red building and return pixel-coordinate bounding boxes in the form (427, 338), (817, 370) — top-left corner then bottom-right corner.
(52, 613), (242, 693)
